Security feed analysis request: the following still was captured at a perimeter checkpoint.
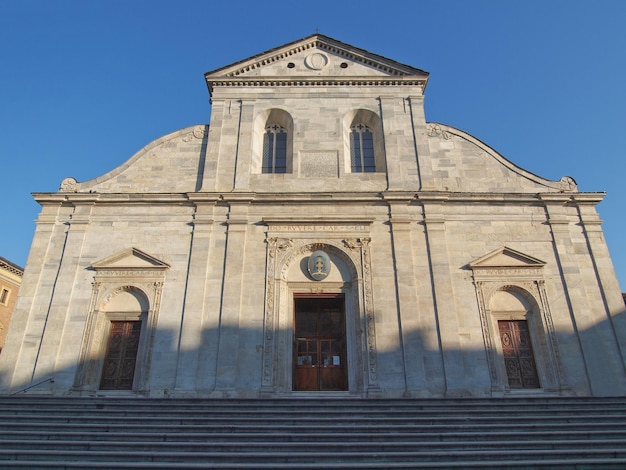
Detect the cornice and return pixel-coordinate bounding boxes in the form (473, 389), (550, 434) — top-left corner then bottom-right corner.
(0, 258), (24, 277)
(32, 193), (194, 205)
(204, 35), (429, 95)
(209, 77), (427, 90)
(539, 192), (605, 205)
(205, 34), (428, 80)
(31, 191), (607, 207)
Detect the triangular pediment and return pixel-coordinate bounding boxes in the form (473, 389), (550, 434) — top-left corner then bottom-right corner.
(91, 248), (170, 271)
(205, 34), (428, 94)
(468, 246), (546, 270)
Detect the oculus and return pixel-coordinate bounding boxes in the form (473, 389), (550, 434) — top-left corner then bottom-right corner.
(305, 53), (328, 70)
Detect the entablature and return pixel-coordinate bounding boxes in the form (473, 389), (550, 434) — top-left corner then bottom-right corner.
(263, 217), (374, 238)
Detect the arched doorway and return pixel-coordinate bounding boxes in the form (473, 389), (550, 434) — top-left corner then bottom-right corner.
(490, 289), (544, 390)
(261, 237), (379, 396)
(100, 320), (142, 390)
(98, 288), (148, 391)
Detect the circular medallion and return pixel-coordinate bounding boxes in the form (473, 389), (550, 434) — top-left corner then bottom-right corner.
(305, 53), (328, 70)
(307, 250), (331, 281)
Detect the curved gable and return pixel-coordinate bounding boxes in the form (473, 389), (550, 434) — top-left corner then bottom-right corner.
(426, 123), (577, 193)
(59, 125), (209, 194)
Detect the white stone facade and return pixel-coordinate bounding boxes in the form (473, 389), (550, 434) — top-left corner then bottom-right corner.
(2, 35), (625, 397)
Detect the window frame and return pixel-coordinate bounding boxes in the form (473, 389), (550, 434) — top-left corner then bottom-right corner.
(262, 124), (288, 174)
(350, 124), (376, 173)
(0, 288), (9, 305)
(344, 109), (385, 174)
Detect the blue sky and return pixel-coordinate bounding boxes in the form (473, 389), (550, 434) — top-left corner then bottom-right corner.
(1, 1), (625, 290)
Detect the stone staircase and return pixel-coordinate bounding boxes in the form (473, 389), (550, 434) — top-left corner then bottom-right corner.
(1, 396), (626, 468)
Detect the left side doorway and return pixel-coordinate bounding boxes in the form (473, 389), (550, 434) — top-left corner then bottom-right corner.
(100, 320), (141, 390)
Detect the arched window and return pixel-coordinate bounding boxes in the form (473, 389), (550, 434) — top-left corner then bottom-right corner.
(350, 124), (376, 173)
(254, 109), (293, 175)
(262, 124), (288, 173)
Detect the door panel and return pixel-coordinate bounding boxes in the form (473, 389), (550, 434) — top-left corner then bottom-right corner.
(100, 320), (141, 390)
(499, 320), (540, 389)
(319, 338), (345, 390)
(295, 338), (318, 390)
(294, 295), (347, 391)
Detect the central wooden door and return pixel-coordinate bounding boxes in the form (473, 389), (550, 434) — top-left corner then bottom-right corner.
(294, 295), (347, 391)
(100, 320), (141, 390)
(499, 320), (540, 389)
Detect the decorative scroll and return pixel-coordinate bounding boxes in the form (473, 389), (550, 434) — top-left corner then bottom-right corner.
(559, 176), (578, 192)
(59, 177), (78, 193)
(427, 124), (452, 140)
(182, 125), (209, 142)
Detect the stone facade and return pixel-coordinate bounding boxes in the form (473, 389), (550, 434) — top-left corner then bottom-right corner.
(1, 35), (625, 397)
(0, 257), (23, 354)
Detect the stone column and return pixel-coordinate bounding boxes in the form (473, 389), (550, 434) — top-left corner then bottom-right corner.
(212, 199), (251, 395)
(0, 203), (69, 391)
(408, 94), (435, 191)
(543, 195), (626, 395)
(259, 236), (287, 394)
(233, 100), (253, 191)
(215, 99), (243, 192)
(200, 98), (224, 192)
(576, 199), (626, 370)
(386, 196), (427, 394)
(421, 197), (467, 396)
(174, 198), (216, 393)
(379, 96), (419, 191)
(34, 202), (93, 388)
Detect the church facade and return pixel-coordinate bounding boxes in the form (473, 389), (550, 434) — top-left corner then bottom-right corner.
(2, 35), (625, 398)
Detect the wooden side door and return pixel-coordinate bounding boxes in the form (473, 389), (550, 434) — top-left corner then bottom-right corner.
(294, 295), (347, 391)
(100, 320), (141, 390)
(499, 320), (540, 389)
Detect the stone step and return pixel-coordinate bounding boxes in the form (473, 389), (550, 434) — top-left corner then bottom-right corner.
(3, 396), (626, 409)
(2, 405), (626, 417)
(2, 396), (626, 468)
(3, 447), (626, 464)
(5, 429), (626, 442)
(3, 420), (625, 434)
(4, 458), (626, 469)
(2, 437), (626, 453)
(0, 413), (624, 428)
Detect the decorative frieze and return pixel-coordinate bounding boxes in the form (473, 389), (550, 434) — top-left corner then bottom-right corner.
(268, 224), (370, 233)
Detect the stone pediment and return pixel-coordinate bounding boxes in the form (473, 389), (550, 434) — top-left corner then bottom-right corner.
(91, 248), (170, 271)
(468, 247), (546, 282)
(468, 247), (546, 270)
(205, 34), (429, 94)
